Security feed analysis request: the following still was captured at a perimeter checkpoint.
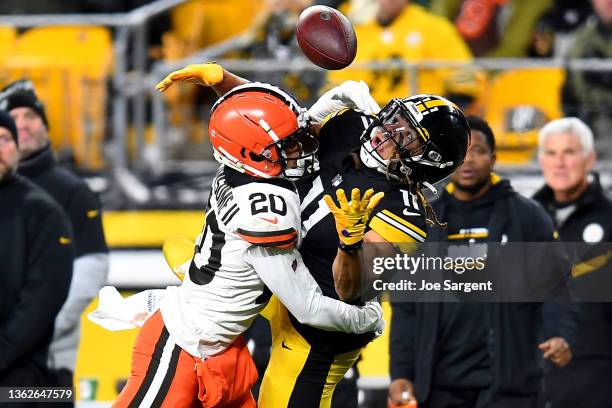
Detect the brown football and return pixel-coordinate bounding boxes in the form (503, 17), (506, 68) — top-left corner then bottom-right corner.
(296, 5), (357, 70)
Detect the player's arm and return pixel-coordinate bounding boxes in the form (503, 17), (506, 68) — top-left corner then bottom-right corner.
(156, 62), (249, 96)
(237, 186), (383, 334)
(308, 80), (380, 123)
(359, 197), (428, 299)
(324, 188), (385, 301)
(245, 245), (383, 334)
(307, 81), (380, 139)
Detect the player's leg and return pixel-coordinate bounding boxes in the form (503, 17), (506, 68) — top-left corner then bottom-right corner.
(243, 315), (272, 398)
(258, 298), (361, 408)
(113, 311), (198, 408)
(315, 348), (362, 407)
(329, 364), (359, 408)
(258, 296), (308, 407)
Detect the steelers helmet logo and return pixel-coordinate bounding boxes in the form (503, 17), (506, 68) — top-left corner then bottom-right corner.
(583, 223), (604, 243)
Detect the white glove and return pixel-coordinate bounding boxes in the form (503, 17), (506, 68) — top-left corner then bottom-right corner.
(308, 80), (381, 123)
(87, 286), (165, 331)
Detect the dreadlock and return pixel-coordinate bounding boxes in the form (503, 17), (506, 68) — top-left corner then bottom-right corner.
(350, 149), (361, 169)
(352, 148), (446, 227)
(391, 151), (447, 228)
(414, 181), (447, 228)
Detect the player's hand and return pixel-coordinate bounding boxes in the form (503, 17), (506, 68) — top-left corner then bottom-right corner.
(308, 80), (380, 123)
(388, 378), (418, 407)
(155, 62), (223, 92)
(323, 188), (384, 249)
(539, 336), (572, 367)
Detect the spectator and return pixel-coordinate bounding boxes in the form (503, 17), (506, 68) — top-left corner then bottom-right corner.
(328, 0), (472, 105)
(561, 0), (612, 157)
(528, 0), (594, 58)
(388, 116), (579, 408)
(0, 80), (109, 398)
(314, 0), (378, 24)
(243, 0), (323, 106)
(0, 110), (73, 401)
(534, 117), (612, 408)
(430, 0), (552, 57)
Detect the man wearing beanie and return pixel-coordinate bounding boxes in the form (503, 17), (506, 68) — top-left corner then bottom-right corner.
(0, 80), (109, 398)
(0, 110), (74, 400)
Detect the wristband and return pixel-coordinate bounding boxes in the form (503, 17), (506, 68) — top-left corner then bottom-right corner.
(338, 240), (363, 254)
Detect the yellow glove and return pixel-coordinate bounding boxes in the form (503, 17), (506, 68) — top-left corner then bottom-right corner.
(323, 188), (384, 250)
(155, 62), (223, 92)
(162, 238), (195, 281)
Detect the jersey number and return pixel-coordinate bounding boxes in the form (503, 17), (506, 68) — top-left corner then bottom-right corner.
(249, 193), (287, 216)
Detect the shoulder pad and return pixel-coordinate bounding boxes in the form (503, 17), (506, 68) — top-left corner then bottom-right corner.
(320, 109), (375, 134)
(233, 182), (300, 249)
(320, 108), (353, 128)
(368, 189), (427, 244)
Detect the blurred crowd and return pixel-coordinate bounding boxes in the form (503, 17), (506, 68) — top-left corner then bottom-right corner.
(1, 0), (611, 172)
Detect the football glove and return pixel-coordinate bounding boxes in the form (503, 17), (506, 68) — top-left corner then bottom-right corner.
(308, 80), (380, 123)
(323, 188), (384, 251)
(156, 62), (223, 92)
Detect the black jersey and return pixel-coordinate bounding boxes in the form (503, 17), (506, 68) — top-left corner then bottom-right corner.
(18, 145), (107, 257)
(0, 174), (73, 374)
(294, 109), (428, 353)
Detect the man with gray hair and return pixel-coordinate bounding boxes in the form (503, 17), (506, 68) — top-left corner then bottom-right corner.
(533, 117), (612, 408)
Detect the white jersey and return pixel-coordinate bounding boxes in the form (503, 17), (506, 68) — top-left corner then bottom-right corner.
(160, 166), (383, 359)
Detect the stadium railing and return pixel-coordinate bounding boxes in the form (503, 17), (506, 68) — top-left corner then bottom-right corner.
(150, 54), (612, 167)
(0, 0), (188, 170)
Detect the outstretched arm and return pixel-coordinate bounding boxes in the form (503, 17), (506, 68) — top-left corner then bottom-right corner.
(246, 245), (383, 334)
(156, 63), (249, 96)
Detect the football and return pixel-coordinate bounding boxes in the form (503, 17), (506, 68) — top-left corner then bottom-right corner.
(296, 5), (357, 70)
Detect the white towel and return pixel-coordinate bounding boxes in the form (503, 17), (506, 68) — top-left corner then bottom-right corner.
(87, 286), (166, 331)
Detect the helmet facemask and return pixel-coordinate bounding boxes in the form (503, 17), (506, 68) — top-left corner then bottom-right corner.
(360, 98), (455, 184)
(209, 83), (321, 181)
(268, 117), (320, 180)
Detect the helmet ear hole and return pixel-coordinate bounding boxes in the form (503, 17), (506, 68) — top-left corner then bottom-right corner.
(249, 152), (266, 162)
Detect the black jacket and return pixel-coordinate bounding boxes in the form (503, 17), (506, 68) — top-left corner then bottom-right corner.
(18, 144), (107, 257)
(0, 175), (73, 382)
(390, 177), (580, 401)
(533, 174), (612, 244)
(533, 176), (612, 358)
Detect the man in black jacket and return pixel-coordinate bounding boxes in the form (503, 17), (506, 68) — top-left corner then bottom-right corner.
(0, 110), (73, 400)
(389, 116), (579, 408)
(0, 80), (108, 395)
(534, 117), (612, 408)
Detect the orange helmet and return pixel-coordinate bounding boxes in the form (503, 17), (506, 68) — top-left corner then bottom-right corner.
(209, 83), (318, 179)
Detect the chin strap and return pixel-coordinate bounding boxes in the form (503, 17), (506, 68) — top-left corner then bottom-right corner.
(359, 145), (448, 228)
(422, 181), (438, 195)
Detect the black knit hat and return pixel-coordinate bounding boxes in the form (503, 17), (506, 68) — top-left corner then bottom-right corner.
(0, 80), (48, 128)
(0, 110), (18, 146)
